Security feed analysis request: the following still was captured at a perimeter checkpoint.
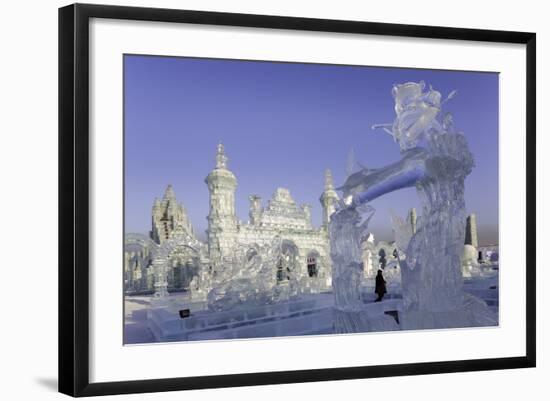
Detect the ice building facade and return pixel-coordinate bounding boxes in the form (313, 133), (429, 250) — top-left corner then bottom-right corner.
(124, 143), (336, 294)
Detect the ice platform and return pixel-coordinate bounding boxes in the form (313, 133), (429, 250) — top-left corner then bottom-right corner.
(148, 294), (335, 341)
(147, 293), (405, 341)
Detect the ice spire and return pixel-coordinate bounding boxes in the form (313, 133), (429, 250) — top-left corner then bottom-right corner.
(465, 213), (478, 247)
(320, 168), (339, 230)
(216, 142), (228, 169)
(163, 184), (176, 200)
(325, 168), (335, 191)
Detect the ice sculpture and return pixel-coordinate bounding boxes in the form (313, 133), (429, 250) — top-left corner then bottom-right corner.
(330, 204), (398, 332)
(206, 237), (301, 311)
(334, 81), (497, 330)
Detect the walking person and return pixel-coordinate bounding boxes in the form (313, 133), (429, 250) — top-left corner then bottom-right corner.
(374, 269), (387, 302)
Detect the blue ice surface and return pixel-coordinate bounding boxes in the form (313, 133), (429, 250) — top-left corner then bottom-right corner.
(352, 163), (426, 205)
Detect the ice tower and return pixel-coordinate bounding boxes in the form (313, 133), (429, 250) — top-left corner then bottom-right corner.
(319, 169), (339, 231)
(150, 185), (194, 244)
(465, 213), (478, 247)
(205, 143), (238, 261)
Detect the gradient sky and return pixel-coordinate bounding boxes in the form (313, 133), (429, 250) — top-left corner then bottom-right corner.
(124, 55), (499, 245)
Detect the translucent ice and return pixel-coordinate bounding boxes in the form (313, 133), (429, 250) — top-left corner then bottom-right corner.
(372, 81), (457, 151)
(206, 237), (303, 311)
(333, 81), (497, 329)
(329, 204), (377, 332)
(390, 211), (415, 257)
(462, 244), (480, 278)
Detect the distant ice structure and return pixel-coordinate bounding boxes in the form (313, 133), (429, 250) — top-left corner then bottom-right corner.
(334, 81), (497, 331)
(462, 244), (480, 278)
(361, 233), (376, 278)
(390, 211), (415, 258)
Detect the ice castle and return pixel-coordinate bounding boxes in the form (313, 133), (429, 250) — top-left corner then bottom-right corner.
(124, 143), (338, 296)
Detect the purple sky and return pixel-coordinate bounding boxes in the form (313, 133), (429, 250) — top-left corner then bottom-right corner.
(124, 55), (499, 245)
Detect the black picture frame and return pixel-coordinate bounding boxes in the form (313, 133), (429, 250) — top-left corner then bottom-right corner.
(58, 3), (536, 397)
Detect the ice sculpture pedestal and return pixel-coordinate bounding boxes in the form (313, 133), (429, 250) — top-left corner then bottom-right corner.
(399, 296), (498, 330)
(399, 310), (472, 330)
(334, 298), (403, 334)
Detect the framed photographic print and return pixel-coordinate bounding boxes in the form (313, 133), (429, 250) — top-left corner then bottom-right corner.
(58, 3), (536, 397)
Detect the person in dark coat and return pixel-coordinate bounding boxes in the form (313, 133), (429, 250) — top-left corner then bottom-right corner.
(374, 269), (387, 302)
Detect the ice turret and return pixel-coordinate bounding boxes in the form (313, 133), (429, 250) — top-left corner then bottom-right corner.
(150, 185), (194, 244)
(205, 143), (238, 262)
(320, 169), (339, 230)
(249, 195), (262, 225)
(465, 213), (478, 247)
(163, 184), (176, 201)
